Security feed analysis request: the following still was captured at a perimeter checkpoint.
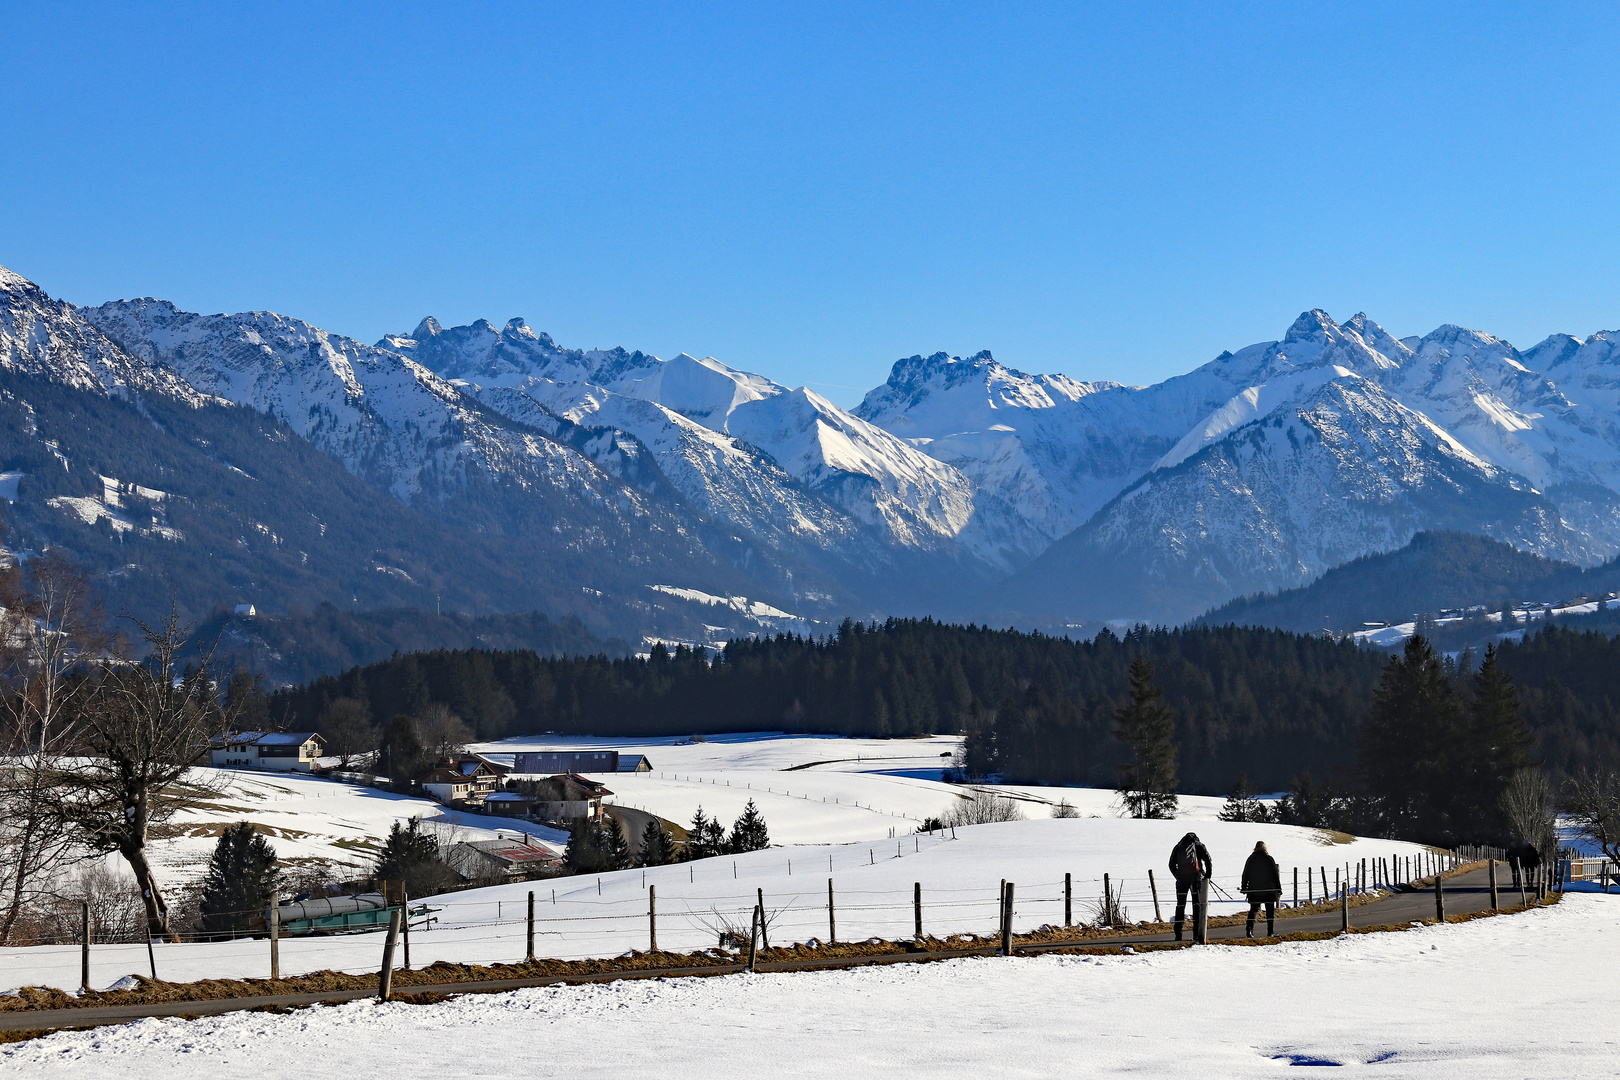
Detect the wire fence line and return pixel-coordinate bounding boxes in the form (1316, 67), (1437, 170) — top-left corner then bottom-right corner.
(2, 842), (1474, 994)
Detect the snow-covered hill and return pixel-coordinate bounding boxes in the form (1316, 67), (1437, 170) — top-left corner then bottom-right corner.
(862, 309), (1620, 624)
(16, 257), (1620, 633)
(387, 317), (986, 572)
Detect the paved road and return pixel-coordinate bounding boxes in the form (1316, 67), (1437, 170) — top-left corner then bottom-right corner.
(0, 866), (1540, 1035)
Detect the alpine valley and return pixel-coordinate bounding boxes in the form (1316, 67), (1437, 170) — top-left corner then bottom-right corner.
(7, 261), (1620, 660)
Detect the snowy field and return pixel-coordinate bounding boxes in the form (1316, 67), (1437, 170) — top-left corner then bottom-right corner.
(1, 817), (1433, 994)
(477, 731), (1245, 844)
(4, 894), (1614, 1078)
(141, 768), (566, 884)
(0, 732), (1441, 994)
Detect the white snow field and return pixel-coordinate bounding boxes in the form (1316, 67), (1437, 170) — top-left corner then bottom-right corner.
(477, 731), (1247, 844)
(0, 816), (1433, 995)
(137, 767), (566, 883)
(4, 895), (1615, 1078)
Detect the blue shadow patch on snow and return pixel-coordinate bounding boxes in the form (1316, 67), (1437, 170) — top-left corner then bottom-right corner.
(1272, 1053), (1343, 1066)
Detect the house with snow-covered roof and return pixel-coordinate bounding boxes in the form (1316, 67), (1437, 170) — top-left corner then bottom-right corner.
(210, 731), (323, 772)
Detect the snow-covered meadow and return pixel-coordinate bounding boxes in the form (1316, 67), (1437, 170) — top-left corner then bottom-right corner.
(0, 732), (1442, 995)
(5, 894), (1615, 1079)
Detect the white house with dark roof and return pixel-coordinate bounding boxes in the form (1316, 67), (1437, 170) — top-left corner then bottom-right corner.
(210, 731), (324, 772)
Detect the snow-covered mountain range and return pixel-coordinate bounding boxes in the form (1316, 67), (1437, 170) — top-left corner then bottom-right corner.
(8, 258), (1620, 636)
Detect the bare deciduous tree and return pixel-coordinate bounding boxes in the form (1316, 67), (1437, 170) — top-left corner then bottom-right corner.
(0, 555), (104, 944)
(943, 788), (1026, 827)
(57, 611), (235, 940)
(1501, 767), (1556, 856)
(413, 702), (472, 763)
(1566, 769), (1620, 865)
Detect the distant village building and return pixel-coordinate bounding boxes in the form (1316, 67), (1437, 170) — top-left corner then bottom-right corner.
(233, 603), (257, 617)
(445, 836), (561, 881)
(417, 758), (505, 806)
(510, 774), (613, 822)
(210, 732), (323, 772)
(510, 751), (652, 774)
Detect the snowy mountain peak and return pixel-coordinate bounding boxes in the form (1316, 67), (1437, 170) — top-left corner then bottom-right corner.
(1284, 308), (1342, 343)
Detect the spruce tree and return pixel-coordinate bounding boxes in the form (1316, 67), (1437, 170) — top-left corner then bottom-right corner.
(1359, 634), (1465, 841)
(1460, 645), (1535, 840)
(604, 816), (632, 870)
(685, 807), (713, 860)
(375, 816), (451, 895)
(638, 819), (673, 866)
(729, 799), (770, 852)
(563, 818), (613, 874)
(198, 822), (279, 940)
(1218, 772), (1270, 823)
(1113, 655), (1179, 818)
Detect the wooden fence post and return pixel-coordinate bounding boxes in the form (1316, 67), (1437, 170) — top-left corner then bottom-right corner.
(377, 908), (402, 1001)
(1489, 859), (1499, 911)
(747, 905), (760, 972)
(526, 891), (535, 963)
(1064, 872), (1072, 927)
(1340, 886), (1349, 932)
(1103, 873), (1113, 926)
(1435, 875), (1445, 922)
(401, 885), (411, 970)
(1000, 882), (1014, 956)
(1307, 866), (1313, 905)
(1293, 866), (1299, 908)
(649, 885), (657, 953)
(269, 899), (280, 981)
(1148, 869), (1162, 923)
(1193, 876), (1208, 944)
(828, 878), (837, 943)
(80, 900), (90, 994)
(758, 887), (769, 950)
(914, 882), (923, 942)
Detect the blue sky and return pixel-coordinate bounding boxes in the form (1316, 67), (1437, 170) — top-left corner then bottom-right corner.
(4, 2), (1619, 405)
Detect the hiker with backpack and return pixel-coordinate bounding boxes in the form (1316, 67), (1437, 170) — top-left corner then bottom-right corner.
(1241, 840), (1283, 938)
(1169, 831), (1213, 941)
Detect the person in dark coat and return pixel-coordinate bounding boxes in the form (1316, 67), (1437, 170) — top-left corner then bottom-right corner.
(1169, 831), (1213, 941)
(1507, 842), (1540, 890)
(1241, 840), (1283, 938)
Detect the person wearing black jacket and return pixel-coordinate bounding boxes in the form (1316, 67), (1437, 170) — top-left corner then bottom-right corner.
(1241, 840), (1283, 938)
(1169, 831), (1212, 942)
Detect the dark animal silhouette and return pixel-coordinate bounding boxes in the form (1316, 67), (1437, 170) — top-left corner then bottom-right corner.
(1506, 843), (1541, 889)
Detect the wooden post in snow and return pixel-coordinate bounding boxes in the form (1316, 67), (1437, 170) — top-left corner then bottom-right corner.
(1193, 876), (1208, 944)
(526, 891), (535, 963)
(649, 885), (658, 953)
(1435, 875), (1445, 922)
(377, 908), (402, 1001)
(828, 879), (837, 944)
(269, 899), (280, 981)
(914, 882), (923, 942)
(1489, 859), (1499, 911)
(401, 885), (411, 970)
(747, 905), (760, 972)
(1103, 873), (1113, 927)
(81, 900), (90, 994)
(1149, 869), (1162, 923)
(758, 887), (769, 951)
(1064, 872), (1072, 927)
(1000, 882), (1014, 956)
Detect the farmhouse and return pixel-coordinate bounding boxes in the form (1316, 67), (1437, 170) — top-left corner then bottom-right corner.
(445, 836), (561, 881)
(509, 774), (613, 822)
(210, 731), (323, 772)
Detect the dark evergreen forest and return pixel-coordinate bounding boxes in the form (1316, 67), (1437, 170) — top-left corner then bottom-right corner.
(270, 619), (1620, 797)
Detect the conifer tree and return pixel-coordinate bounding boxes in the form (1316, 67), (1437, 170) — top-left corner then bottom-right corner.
(638, 819), (673, 866)
(1218, 772), (1271, 823)
(604, 815), (631, 870)
(685, 807), (713, 860)
(198, 822), (279, 940)
(1360, 635), (1465, 841)
(1113, 655), (1179, 818)
(563, 818), (613, 874)
(1460, 645), (1535, 839)
(729, 799), (770, 852)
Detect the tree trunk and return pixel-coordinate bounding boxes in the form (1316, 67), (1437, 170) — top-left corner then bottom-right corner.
(121, 839), (173, 941)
